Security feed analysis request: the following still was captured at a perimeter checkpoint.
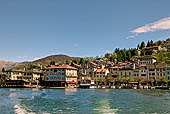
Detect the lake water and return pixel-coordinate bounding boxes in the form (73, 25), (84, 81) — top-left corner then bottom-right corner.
(0, 88), (170, 114)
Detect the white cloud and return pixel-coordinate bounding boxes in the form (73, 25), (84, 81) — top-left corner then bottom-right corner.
(34, 57), (41, 61)
(127, 16), (170, 39)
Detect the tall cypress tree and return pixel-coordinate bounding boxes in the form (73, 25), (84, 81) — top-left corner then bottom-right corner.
(140, 41), (145, 49)
(2, 68), (5, 72)
(150, 40), (154, 46)
(146, 40), (151, 47)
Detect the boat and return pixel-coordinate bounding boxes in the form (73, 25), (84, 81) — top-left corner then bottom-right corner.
(89, 80), (96, 89)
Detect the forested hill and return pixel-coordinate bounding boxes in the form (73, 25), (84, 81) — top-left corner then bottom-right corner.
(33, 54), (80, 65)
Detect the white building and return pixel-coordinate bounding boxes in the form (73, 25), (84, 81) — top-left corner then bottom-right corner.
(93, 69), (109, 84)
(45, 65), (78, 88)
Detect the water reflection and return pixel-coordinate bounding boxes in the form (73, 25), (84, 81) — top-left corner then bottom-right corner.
(8, 93), (17, 97)
(9, 88), (17, 91)
(65, 88), (77, 95)
(94, 99), (118, 114)
(132, 89), (170, 97)
(1, 88), (170, 114)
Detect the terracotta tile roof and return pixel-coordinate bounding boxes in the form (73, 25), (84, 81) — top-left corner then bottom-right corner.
(152, 46), (160, 47)
(72, 63), (81, 68)
(47, 65), (78, 70)
(90, 62), (98, 66)
(143, 46), (160, 50)
(109, 66), (123, 69)
(95, 69), (107, 73)
(139, 56), (156, 59)
(152, 50), (158, 53)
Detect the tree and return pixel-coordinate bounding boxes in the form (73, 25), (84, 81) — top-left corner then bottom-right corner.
(110, 53), (117, 62)
(120, 77), (126, 83)
(58, 61), (62, 65)
(126, 50), (132, 61)
(116, 50), (122, 62)
(2, 68), (5, 72)
(153, 42), (158, 46)
(137, 44), (140, 49)
(79, 58), (86, 66)
(131, 49), (138, 56)
(129, 76), (135, 82)
(140, 41), (145, 49)
(146, 40), (151, 47)
(105, 53), (112, 59)
(150, 40), (154, 46)
(121, 49), (127, 61)
(66, 60), (71, 64)
(157, 40), (164, 46)
(50, 61), (55, 65)
(166, 38), (170, 44)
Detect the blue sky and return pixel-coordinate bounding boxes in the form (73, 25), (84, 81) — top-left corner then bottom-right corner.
(0, 0), (170, 62)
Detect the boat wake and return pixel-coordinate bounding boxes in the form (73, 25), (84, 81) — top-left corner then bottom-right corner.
(93, 99), (119, 114)
(14, 104), (35, 114)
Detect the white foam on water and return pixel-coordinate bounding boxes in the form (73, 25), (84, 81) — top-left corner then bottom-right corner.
(14, 104), (35, 114)
(93, 99), (119, 114)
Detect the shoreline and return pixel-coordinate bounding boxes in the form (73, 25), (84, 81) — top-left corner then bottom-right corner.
(0, 86), (169, 90)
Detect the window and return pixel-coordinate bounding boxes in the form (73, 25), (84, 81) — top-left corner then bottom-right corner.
(141, 74), (146, 76)
(54, 69), (57, 72)
(121, 72), (123, 76)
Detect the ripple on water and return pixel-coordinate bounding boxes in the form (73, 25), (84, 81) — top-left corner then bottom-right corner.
(1, 89), (170, 114)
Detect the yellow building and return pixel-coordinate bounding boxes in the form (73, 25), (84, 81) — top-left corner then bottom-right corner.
(118, 68), (133, 77)
(6, 70), (43, 87)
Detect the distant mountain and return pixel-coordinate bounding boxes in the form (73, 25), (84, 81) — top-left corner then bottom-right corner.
(1, 55), (80, 70)
(0, 61), (28, 70)
(33, 54), (79, 65)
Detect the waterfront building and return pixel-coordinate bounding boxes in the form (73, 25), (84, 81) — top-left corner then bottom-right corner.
(70, 62), (87, 75)
(6, 70), (43, 87)
(86, 62), (100, 77)
(165, 64), (170, 79)
(93, 69), (109, 84)
(118, 68), (133, 77)
(147, 63), (166, 80)
(44, 64), (78, 88)
(138, 65), (148, 79)
(133, 69), (140, 78)
(108, 66), (122, 77)
(165, 44), (170, 51)
(78, 74), (91, 84)
(0, 73), (6, 86)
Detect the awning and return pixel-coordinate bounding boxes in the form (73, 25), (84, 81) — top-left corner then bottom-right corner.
(66, 81), (77, 84)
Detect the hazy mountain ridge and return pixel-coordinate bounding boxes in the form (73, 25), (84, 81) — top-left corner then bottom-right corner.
(33, 54), (79, 65)
(0, 55), (79, 70)
(0, 61), (28, 70)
